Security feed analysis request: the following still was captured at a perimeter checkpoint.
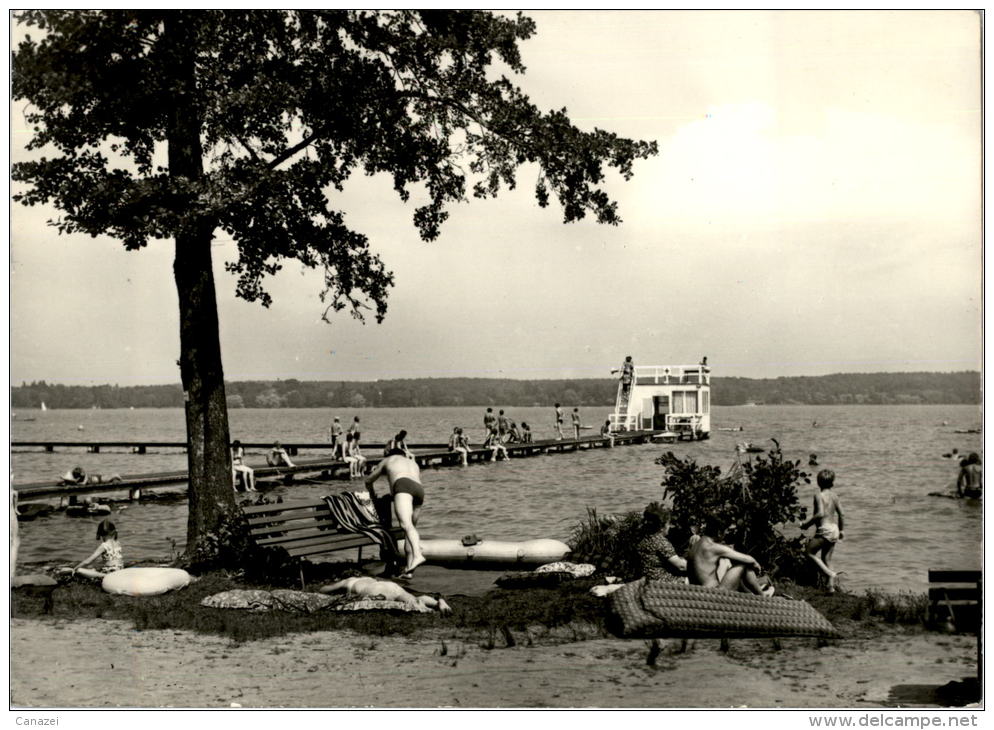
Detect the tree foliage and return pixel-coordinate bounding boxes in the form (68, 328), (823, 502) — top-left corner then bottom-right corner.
(13, 10), (657, 322)
(658, 441), (810, 579)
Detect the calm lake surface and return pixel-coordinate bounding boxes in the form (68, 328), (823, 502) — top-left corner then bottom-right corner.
(11, 404), (983, 595)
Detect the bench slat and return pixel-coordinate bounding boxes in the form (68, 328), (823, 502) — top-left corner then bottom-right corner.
(242, 500), (328, 517)
(929, 587), (981, 602)
(928, 570), (982, 583)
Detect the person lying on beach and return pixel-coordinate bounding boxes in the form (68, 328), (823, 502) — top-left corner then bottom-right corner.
(800, 469), (845, 592)
(266, 442), (295, 468)
(71, 519), (123, 580)
(319, 576), (451, 614)
(365, 450), (427, 578)
(688, 518), (773, 596)
(59, 466), (122, 486)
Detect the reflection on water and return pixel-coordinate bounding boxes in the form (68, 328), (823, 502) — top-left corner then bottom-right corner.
(11, 404), (982, 594)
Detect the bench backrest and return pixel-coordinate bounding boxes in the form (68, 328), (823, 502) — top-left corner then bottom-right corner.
(241, 499), (402, 560)
(928, 569), (981, 634)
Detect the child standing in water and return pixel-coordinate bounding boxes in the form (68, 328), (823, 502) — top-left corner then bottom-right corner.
(74, 519), (124, 579)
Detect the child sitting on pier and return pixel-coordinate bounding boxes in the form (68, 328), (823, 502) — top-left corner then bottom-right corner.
(72, 519), (124, 580)
(448, 427), (470, 466)
(267, 441), (295, 468)
(347, 432), (367, 478)
(520, 422), (533, 443)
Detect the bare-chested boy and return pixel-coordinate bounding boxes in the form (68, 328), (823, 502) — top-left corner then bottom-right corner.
(365, 450), (427, 578)
(800, 468), (846, 592)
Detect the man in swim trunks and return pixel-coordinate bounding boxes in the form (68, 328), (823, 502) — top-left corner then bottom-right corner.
(365, 449), (427, 578)
(800, 468), (845, 592)
(571, 408), (582, 440)
(957, 453), (982, 498)
(687, 517), (772, 596)
(554, 403), (564, 440)
(330, 417), (343, 451)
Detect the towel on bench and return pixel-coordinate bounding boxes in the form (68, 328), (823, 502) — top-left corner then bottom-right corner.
(323, 491), (401, 567)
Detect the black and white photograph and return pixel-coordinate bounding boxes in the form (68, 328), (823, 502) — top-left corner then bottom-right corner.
(9, 9), (984, 716)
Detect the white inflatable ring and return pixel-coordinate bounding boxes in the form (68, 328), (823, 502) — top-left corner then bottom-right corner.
(102, 567), (192, 596)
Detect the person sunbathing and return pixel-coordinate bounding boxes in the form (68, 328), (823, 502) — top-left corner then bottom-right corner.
(319, 575), (451, 614)
(687, 519), (773, 596)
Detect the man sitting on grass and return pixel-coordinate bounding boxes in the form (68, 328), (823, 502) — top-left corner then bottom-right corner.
(688, 517), (773, 597)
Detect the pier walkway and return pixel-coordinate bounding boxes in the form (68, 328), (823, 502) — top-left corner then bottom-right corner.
(12, 431), (658, 502)
(11, 440), (446, 455)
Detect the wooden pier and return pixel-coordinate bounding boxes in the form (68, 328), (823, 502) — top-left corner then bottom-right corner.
(12, 431), (658, 502)
(11, 440), (447, 455)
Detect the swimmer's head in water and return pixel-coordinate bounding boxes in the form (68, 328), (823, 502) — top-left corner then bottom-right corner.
(817, 469), (836, 489)
(96, 519), (117, 541)
(968, 453), (981, 465)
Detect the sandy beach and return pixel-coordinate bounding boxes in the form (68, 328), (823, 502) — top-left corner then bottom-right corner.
(10, 617), (978, 708)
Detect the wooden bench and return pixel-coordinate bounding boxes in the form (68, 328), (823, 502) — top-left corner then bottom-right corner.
(928, 569), (981, 633)
(241, 498), (405, 589)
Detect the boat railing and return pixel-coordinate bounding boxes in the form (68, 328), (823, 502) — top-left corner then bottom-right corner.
(608, 412), (641, 432)
(666, 414), (703, 433)
(633, 365), (710, 386)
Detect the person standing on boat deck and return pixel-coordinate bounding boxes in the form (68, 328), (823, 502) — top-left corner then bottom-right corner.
(571, 408), (582, 440)
(497, 409), (510, 442)
(267, 441), (295, 468)
(554, 403), (565, 440)
(957, 453), (982, 498)
(800, 469), (846, 592)
(231, 440), (256, 492)
(365, 450), (427, 579)
(330, 417), (344, 452)
(483, 408), (496, 440)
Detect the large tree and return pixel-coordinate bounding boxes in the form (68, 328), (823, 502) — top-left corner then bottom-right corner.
(13, 10), (656, 552)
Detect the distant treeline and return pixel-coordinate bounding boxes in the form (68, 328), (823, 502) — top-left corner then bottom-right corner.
(11, 371), (980, 409)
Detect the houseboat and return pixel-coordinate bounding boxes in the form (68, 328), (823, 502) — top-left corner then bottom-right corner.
(608, 359), (711, 440)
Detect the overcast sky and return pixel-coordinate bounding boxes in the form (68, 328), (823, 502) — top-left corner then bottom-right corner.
(9, 10), (982, 386)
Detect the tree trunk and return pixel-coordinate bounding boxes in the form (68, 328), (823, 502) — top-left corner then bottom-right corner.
(164, 12), (235, 554)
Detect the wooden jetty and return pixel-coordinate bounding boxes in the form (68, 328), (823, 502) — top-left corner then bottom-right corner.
(11, 440), (446, 455)
(12, 431), (658, 502)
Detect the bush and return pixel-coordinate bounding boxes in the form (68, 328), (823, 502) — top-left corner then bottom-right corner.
(658, 440), (811, 581)
(568, 507), (657, 581)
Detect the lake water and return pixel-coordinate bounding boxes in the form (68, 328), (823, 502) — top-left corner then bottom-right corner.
(11, 404), (983, 595)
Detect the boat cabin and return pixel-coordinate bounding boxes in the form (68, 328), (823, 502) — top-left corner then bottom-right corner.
(608, 361), (711, 440)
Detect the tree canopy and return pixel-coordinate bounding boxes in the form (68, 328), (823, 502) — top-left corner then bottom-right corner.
(14, 10), (657, 321)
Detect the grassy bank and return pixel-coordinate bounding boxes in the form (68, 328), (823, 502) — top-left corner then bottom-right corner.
(11, 569), (936, 646)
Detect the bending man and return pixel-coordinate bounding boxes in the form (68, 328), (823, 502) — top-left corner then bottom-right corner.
(365, 449), (427, 578)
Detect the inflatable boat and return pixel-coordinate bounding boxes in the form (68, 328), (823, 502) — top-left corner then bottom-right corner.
(417, 538), (571, 569)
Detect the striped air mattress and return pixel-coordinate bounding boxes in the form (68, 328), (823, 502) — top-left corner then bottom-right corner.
(607, 578), (839, 639)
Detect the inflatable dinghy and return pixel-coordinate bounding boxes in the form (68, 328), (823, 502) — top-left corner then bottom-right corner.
(102, 567), (192, 596)
(418, 538), (570, 569)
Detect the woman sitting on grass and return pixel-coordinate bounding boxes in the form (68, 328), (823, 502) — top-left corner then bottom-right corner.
(72, 519), (123, 580)
(636, 503), (687, 583)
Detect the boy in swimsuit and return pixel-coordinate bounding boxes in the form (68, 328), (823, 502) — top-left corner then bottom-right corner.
(365, 450), (427, 578)
(267, 441), (295, 468)
(330, 417), (343, 451)
(800, 468), (845, 592)
(554, 403), (564, 440)
(957, 453), (982, 498)
(448, 427), (470, 466)
(571, 408), (581, 440)
(484, 408), (496, 440)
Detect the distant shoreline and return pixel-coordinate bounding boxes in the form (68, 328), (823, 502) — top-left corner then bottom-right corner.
(12, 371), (981, 409)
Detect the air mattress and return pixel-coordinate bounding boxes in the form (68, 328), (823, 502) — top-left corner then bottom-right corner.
(418, 538), (570, 568)
(607, 578), (839, 639)
(102, 567), (191, 596)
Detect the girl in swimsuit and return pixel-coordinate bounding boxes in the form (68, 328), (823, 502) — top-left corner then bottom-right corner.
(73, 519), (124, 580)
